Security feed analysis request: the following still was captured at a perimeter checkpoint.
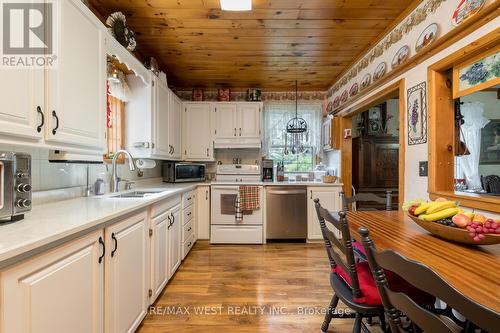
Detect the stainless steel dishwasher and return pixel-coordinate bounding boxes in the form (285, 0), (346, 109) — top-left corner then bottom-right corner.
(266, 187), (307, 240)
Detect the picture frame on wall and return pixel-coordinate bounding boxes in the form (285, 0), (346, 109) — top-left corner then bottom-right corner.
(407, 82), (428, 145)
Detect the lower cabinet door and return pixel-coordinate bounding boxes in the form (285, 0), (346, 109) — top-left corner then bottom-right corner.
(168, 204), (182, 279)
(150, 211), (169, 303)
(307, 187), (341, 240)
(0, 230), (104, 333)
(105, 212), (149, 333)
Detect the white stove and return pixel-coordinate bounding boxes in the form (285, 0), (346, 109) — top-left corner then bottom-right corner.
(211, 164), (263, 244)
(215, 164), (261, 183)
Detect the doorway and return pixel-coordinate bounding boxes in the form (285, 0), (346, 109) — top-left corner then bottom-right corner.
(340, 80), (406, 209)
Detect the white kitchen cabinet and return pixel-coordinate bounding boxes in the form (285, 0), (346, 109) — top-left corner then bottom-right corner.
(168, 204), (182, 278)
(105, 212), (149, 333)
(0, 230), (104, 333)
(169, 93), (183, 159)
(150, 211), (169, 303)
(213, 102), (262, 148)
(307, 186), (342, 240)
(45, 0), (105, 151)
(0, 68), (44, 141)
(153, 78), (172, 157)
(214, 103), (238, 139)
(182, 103), (214, 161)
(196, 185), (211, 240)
(322, 116), (341, 151)
(181, 191), (196, 260)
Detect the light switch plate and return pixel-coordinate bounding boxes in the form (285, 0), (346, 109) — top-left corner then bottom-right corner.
(419, 161), (428, 177)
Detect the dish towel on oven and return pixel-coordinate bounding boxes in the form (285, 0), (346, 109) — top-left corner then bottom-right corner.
(239, 186), (260, 210)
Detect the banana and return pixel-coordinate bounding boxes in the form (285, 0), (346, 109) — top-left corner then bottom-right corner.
(426, 201), (457, 214)
(421, 208), (460, 222)
(414, 202), (432, 215)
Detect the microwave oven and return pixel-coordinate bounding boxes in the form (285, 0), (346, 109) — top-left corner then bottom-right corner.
(162, 162), (206, 183)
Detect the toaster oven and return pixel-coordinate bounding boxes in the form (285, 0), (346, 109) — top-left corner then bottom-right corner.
(0, 152), (32, 222)
(162, 162), (206, 183)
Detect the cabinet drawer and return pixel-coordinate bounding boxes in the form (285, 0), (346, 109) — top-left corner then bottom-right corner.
(182, 191), (194, 209)
(182, 218), (194, 242)
(182, 234), (195, 260)
(210, 225), (263, 244)
(183, 205), (194, 224)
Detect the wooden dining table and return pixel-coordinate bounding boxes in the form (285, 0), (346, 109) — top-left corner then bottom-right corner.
(346, 211), (500, 314)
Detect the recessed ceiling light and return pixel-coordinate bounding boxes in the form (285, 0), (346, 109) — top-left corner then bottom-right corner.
(220, 0), (252, 11)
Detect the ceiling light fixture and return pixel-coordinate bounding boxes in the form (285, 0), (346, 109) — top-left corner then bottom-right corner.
(220, 0), (252, 11)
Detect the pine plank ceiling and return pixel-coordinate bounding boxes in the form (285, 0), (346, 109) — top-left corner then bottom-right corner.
(89, 0), (420, 91)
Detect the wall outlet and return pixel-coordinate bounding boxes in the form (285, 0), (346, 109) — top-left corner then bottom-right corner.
(419, 161), (428, 177)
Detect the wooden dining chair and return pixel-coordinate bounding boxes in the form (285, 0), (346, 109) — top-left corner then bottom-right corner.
(342, 191), (392, 211)
(314, 199), (386, 333)
(358, 226), (500, 333)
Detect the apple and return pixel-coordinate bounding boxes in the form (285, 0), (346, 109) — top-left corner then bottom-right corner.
(435, 197), (448, 202)
(452, 214), (471, 228)
(408, 205), (419, 216)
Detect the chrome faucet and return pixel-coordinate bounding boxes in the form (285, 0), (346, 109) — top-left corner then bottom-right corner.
(111, 150), (136, 192)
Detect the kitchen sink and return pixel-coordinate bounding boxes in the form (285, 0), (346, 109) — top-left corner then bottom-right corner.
(110, 190), (164, 198)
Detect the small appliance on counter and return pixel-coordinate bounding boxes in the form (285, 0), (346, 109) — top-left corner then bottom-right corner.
(262, 159), (274, 182)
(162, 162), (206, 183)
(0, 152), (32, 222)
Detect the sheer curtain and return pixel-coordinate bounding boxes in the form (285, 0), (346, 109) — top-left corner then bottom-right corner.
(263, 101), (322, 172)
(457, 102), (490, 190)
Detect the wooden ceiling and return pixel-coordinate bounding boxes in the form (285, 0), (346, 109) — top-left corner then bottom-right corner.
(89, 0), (420, 91)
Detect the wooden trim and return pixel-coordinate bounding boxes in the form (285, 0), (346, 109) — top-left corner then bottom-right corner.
(340, 79), (405, 208)
(429, 191), (500, 213)
(340, 116), (353, 198)
(331, 7), (500, 114)
(398, 81), (406, 208)
(428, 29), (500, 212)
(452, 45), (500, 98)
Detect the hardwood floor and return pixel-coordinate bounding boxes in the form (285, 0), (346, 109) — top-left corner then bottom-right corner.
(138, 241), (383, 333)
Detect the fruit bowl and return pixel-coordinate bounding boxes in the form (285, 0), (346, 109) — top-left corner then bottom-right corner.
(407, 214), (500, 245)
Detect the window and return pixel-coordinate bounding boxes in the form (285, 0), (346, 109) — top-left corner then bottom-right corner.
(264, 102), (322, 173)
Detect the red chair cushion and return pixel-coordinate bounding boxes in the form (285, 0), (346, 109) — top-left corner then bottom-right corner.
(333, 261), (434, 306)
(352, 240), (366, 255)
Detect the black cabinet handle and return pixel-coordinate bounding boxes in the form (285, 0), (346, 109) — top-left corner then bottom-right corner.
(205, 190), (208, 200)
(310, 190), (313, 199)
(98, 236), (105, 263)
(171, 213), (175, 226)
(51, 110), (59, 135)
(188, 227), (192, 232)
(111, 233), (118, 257)
(36, 106), (44, 133)
(167, 215), (172, 229)
(239, 128), (241, 136)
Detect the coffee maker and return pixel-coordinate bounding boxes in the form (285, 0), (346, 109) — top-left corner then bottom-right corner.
(262, 159), (274, 182)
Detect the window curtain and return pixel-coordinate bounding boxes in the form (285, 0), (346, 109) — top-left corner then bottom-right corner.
(263, 101), (322, 158)
(457, 102), (490, 190)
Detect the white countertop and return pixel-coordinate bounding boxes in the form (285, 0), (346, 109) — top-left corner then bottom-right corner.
(0, 180), (343, 267)
(0, 183), (198, 267)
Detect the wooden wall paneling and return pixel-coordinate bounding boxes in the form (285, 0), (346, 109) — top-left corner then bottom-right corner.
(88, 0), (417, 90)
(340, 116), (353, 199)
(398, 80), (405, 207)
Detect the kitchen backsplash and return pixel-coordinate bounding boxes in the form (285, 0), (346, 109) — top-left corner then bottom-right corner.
(0, 144), (161, 193)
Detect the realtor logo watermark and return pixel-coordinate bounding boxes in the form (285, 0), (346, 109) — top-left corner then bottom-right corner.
(1, 0), (58, 68)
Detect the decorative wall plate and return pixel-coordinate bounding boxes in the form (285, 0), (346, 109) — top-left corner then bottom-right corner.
(415, 23), (439, 53)
(360, 73), (372, 90)
(373, 62), (387, 82)
(340, 90), (349, 103)
(392, 45), (410, 69)
(106, 12), (137, 52)
(452, 0), (485, 26)
(326, 101), (333, 113)
(349, 83), (359, 97)
(333, 96), (341, 109)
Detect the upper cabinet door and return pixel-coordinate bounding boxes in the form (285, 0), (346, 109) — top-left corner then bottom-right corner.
(45, 0), (105, 151)
(170, 93), (182, 159)
(214, 103), (237, 139)
(0, 68), (44, 141)
(237, 103), (261, 138)
(183, 103), (213, 161)
(153, 79), (171, 158)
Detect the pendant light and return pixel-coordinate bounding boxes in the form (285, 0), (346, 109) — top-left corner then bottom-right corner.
(220, 0), (252, 11)
(285, 81), (308, 155)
